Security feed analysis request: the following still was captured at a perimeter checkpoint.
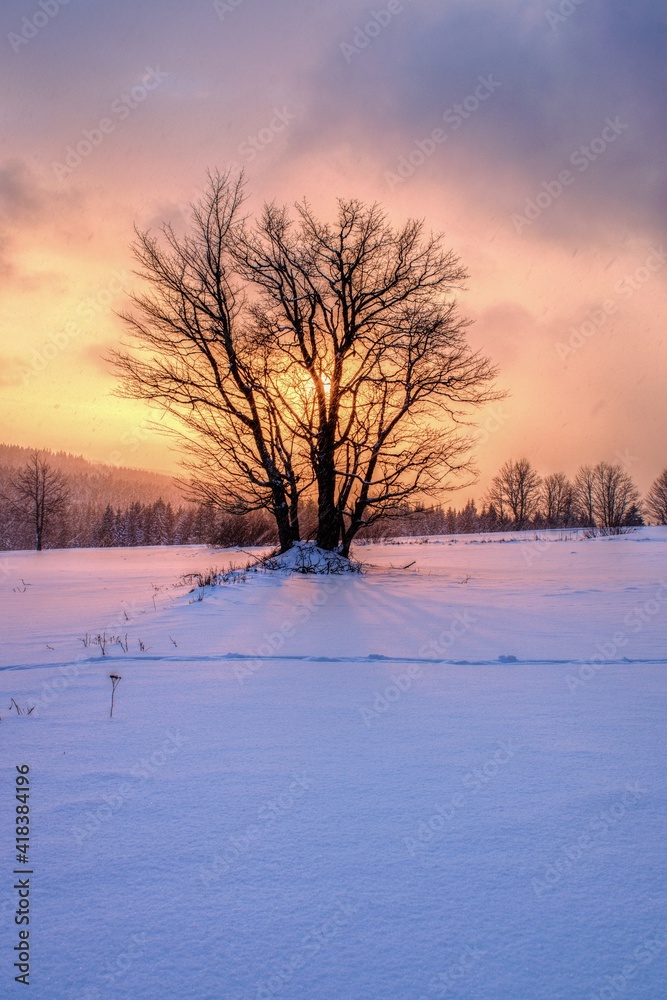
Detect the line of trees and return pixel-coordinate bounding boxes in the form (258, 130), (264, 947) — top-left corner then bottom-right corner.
(481, 458), (648, 533)
(0, 453), (279, 551)
(1, 452), (665, 551)
(95, 500), (278, 548)
(359, 457), (664, 537)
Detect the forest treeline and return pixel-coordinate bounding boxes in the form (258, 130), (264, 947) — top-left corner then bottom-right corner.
(1, 447), (666, 551)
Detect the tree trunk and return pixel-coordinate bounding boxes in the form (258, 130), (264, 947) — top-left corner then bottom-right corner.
(272, 495), (294, 553)
(315, 467), (340, 550)
(314, 416), (341, 550)
(339, 527), (355, 559)
(339, 500), (366, 557)
(287, 478), (301, 547)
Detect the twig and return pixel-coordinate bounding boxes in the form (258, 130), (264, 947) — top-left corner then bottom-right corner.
(109, 674), (122, 719)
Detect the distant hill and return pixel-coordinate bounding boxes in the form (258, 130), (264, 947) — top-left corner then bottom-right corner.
(0, 444), (188, 508)
(0, 443), (279, 551)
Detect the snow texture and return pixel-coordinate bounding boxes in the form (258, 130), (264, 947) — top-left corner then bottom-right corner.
(1, 529), (666, 998)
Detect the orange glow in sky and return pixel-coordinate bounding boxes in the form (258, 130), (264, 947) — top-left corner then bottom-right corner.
(1, 0), (665, 500)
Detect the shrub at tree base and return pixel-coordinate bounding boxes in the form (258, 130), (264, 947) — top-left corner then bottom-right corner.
(258, 541), (362, 575)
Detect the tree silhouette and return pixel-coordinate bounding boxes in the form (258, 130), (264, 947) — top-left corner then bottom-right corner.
(540, 472), (574, 527)
(0, 452), (70, 550)
(484, 458), (542, 528)
(573, 462), (641, 532)
(111, 172), (501, 554)
(645, 468), (667, 524)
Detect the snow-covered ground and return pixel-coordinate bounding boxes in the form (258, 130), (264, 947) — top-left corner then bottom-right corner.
(1, 530), (666, 999)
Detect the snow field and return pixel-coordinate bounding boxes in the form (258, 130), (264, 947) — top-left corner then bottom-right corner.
(1, 530), (666, 998)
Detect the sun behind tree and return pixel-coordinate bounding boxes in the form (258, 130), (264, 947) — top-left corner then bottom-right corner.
(111, 171), (502, 558)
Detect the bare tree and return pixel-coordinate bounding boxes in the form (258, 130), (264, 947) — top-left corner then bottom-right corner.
(484, 458), (542, 528)
(572, 465), (595, 526)
(540, 472), (573, 527)
(593, 462), (641, 530)
(0, 452), (70, 550)
(112, 172), (501, 554)
(645, 468), (667, 524)
(573, 462), (641, 532)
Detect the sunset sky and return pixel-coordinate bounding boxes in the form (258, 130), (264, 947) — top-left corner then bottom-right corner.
(1, 0), (665, 499)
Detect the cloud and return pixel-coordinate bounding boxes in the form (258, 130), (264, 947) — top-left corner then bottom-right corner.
(0, 159), (45, 277)
(0, 0), (664, 492)
(297, 0), (667, 243)
(0, 156), (87, 289)
(0, 159), (43, 220)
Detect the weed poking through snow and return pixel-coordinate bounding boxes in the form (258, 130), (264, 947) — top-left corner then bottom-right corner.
(8, 698), (35, 716)
(78, 633), (129, 655)
(181, 565), (248, 589)
(109, 674), (122, 719)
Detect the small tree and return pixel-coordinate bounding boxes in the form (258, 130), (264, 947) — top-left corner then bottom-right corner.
(458, 498), (479, 533)
(0, 452), (70, 550)
(623, 503), (644, 527)
(98, 504), (116, 546)
(484, 458), (542, 529)
(540, 472), (574, 527)
(573, 462), (641, 533)
(572, 465), (596, 526)
(480, 502), (502, 532)
(645, 468), (667, 524)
